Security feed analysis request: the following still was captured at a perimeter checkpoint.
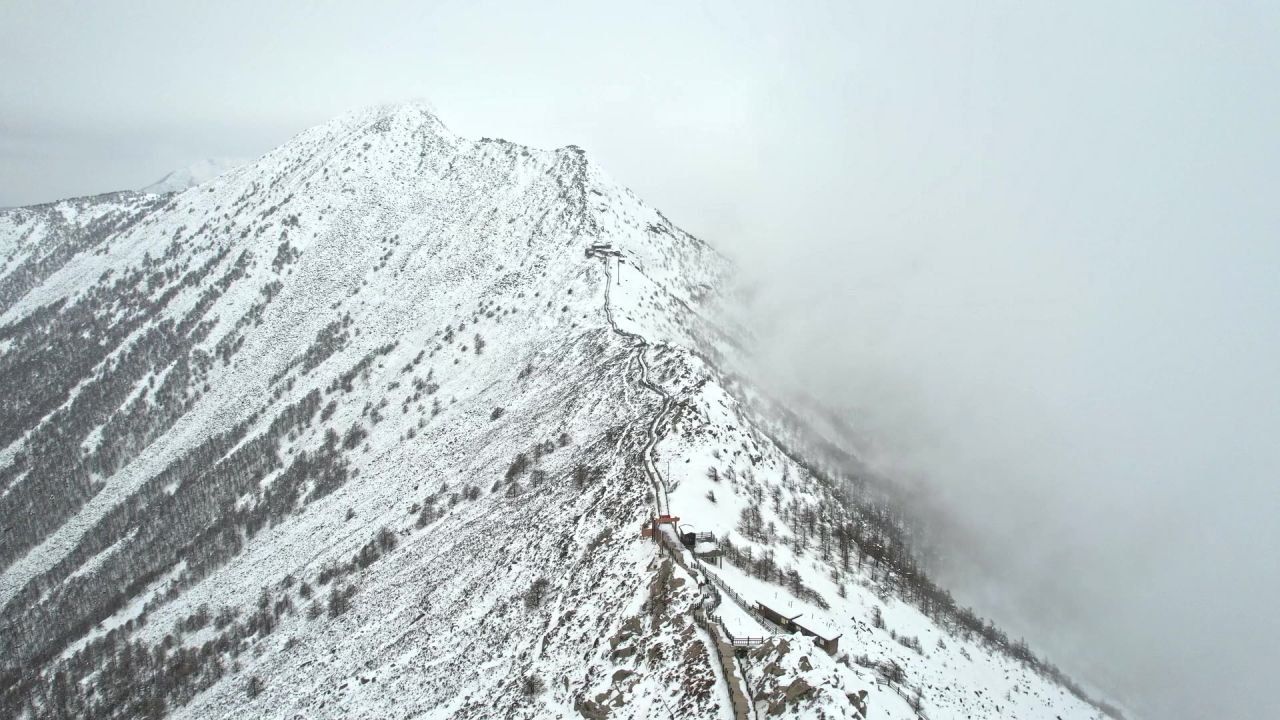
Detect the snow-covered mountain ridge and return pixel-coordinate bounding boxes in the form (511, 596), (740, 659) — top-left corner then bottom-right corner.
(0, 103), (1119, 719)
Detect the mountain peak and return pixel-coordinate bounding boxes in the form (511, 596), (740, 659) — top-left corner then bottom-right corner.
(140, 157), (247, 194)
(303, 99), (457, 146)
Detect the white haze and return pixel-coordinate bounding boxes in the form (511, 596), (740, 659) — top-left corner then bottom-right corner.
(3, 2), (1279, 718)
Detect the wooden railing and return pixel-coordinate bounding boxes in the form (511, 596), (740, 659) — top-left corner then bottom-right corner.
(702, 567), (784, 633)
(715, 617), (769, 647)
(877, 679), (930, 720)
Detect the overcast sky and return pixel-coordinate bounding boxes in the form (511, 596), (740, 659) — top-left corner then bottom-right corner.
(4, 2), (1279, 718)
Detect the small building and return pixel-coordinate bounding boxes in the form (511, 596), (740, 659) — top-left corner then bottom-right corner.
(797, 622), (841, 656)
(679, 527), (722, 566)
(678, 528), (716, 548)
(755, 602), (842, 655)
(755, 602), (803, 633)
(585, 242), (622, 258)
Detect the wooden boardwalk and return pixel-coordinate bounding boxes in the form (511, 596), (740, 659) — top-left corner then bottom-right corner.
(600, 255), (754, 720)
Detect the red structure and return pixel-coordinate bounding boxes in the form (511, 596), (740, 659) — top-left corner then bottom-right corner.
(646, 515), (680, 543)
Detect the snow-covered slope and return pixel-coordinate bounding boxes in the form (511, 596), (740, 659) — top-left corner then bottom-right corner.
(141, 158), (247, 194)
(0, 103), (1118, 720)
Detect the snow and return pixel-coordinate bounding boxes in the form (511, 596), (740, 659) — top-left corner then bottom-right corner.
(0, 102), (1115, 720)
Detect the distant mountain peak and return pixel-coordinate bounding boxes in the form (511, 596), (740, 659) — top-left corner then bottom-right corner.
(141, 157), (247, 194)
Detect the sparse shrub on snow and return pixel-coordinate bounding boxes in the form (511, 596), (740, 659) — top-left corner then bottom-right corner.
(524, 577), (551, 609)
(521, 673), (545, 696)
(506, 453), (530, 481)
(377, 526), (397, 552)
(342, 422), (367, 450)
(327, 585), (355, 618)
